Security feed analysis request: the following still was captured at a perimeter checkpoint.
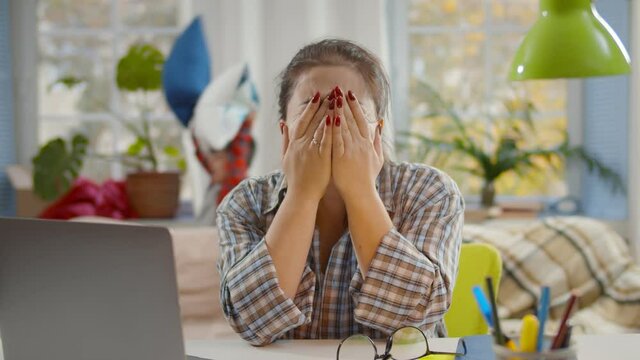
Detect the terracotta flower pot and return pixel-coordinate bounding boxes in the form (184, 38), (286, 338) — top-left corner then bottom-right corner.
(126, 171), (181, 218)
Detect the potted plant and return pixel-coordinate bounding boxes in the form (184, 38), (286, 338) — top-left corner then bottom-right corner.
(44, 43), (185, 218)
(400, 81), (624, 208)
(31, 133), (89, 202)
(115, 43), (185, 218)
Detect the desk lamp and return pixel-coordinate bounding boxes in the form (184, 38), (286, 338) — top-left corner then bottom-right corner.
(509, 0), (631, 80)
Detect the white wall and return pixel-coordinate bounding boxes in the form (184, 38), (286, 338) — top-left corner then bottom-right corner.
(189, 0), (389, 175)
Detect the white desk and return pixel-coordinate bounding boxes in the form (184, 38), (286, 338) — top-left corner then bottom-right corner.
(185, 334), (640, 360)
(186, 337), (461, 360)
(1, 334), (637, 359)
(573, 334), (640, 359)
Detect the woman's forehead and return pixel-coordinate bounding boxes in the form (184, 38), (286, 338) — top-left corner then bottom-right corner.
(294, 65), (370, 99)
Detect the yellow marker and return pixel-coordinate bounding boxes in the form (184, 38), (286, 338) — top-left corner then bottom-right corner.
(519, 314), (540, 352)
(505, 338), (519, 352)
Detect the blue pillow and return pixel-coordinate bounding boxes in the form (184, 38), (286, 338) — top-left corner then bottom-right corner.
(163, 16), (211, 126)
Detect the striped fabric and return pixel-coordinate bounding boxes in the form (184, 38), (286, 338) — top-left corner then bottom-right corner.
(192, 116), (255, 204)
(464, 216), (640, 332)
(218, 116), (254, 204)
(216, 161), (465, 345)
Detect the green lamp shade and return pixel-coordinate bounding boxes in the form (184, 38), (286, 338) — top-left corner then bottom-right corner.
(509, 0), (631, 80)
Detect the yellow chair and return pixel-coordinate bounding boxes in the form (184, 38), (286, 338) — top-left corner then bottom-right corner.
(443, 242), (503, 338)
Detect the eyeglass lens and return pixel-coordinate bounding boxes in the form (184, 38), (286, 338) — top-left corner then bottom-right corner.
(337, 334), (378, 360)
(337, 327), (429, 360)
(389, 327), (428, 359)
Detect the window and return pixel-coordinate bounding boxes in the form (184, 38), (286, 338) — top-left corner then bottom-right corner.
(37, 0), (183, 181)
(390, 0), (568, 201)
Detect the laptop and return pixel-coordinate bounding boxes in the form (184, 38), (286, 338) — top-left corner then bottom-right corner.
(0, 217), (211, 360)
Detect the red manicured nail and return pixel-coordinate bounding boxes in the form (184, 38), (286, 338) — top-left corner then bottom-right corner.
(326, 114), (331, 126)
(312, 91), (320, 103)
(348, 90), (356, 101)
(337, 96), (343, 108)
(335, 86), (343, 97)
(328, 92), (335, 101)
(329, 99), (335, 110)
(335, 115), (341, 127)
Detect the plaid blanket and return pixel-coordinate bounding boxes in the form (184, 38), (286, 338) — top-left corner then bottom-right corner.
(463, 216), (640, 333)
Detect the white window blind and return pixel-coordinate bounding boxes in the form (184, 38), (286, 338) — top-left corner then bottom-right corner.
(0, 0), (16, 216)
(581, 0), (630, 220)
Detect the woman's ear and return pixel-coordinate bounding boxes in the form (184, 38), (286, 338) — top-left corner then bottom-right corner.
(280, 120), (290, 158)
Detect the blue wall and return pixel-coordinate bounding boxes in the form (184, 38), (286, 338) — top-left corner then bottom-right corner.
(0, 0), (16, 216)
(581, 0), (630, 220)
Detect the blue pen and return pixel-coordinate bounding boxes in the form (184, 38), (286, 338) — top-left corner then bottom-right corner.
(536, 286), (550, 352)
(476, 283), (516, 349)
(472, 285), (494, 327)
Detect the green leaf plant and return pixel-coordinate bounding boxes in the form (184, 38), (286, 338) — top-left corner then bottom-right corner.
(34, 43), (187, 201)
(45, 42), (185, 175)
(398, 80), (624, 208)
(115, 43), (165, 172)
(32, 134), (89, 201)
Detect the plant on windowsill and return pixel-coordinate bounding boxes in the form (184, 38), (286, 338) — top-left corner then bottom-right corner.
(44, 43), (186, 217)
(32, 133), (89, 202)
(115, 43), (185, 218)
(399, 80), (625, 209)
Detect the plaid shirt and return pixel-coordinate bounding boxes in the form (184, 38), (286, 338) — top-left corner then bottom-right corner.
(217, 161), (464, 346)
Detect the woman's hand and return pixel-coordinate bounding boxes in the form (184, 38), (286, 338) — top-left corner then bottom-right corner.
(331, 86), (384, 201)
(280, 91), (333, 203)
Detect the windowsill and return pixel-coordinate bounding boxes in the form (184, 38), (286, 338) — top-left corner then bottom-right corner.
(130, 201), (199, 227)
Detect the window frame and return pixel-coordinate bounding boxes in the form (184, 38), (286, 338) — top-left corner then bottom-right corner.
(36, 0), (183, 178)
(629, 0), (640, 257)
(386, 0), (580, 205)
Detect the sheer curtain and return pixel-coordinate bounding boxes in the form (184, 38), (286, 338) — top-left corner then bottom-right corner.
(188, 0), (390, 175)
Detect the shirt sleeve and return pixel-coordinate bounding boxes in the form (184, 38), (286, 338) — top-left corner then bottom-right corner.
(216, 182), (316, 346)
(348, 190), (464, 335)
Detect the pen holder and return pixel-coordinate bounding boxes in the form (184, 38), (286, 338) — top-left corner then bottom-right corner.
(493, 337), (576, 360)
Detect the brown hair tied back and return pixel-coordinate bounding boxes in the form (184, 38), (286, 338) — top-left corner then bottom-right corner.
(277, 38), (391, 123)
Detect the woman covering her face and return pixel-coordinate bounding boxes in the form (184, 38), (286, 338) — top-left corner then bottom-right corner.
(216, 39), (464, 346)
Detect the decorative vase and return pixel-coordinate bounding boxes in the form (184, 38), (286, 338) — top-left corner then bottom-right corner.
(481, 181), (496, 208)
(126, 171), (180, 218)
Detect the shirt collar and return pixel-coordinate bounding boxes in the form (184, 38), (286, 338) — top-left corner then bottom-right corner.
(264, 173), (288, 214)
(263, 162), (395, 215)
(376, 161), (395, 213)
